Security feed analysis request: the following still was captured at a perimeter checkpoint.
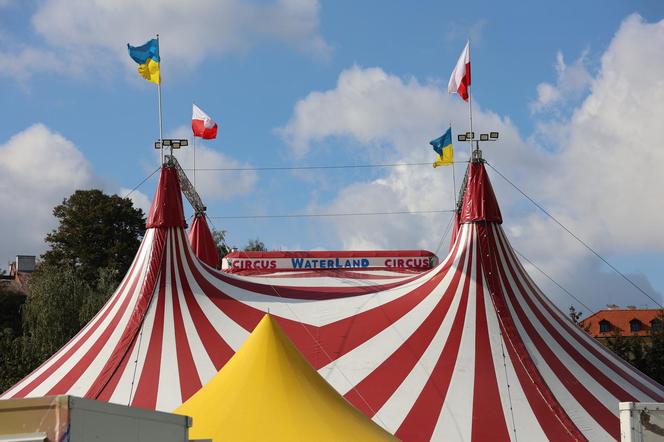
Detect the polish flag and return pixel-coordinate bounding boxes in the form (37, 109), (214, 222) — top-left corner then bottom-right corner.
(448, 42), (471, 101)
(192, 104), (218, 139)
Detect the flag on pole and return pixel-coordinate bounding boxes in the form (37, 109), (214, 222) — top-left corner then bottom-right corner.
(192, 104), (218, 139)
(448, 42), (470, 101)
(430, 127), (454, 167)
(127, 39), (161, 84)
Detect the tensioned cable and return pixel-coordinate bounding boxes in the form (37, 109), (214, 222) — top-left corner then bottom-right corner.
(210, 209), (455, 220)
(486, 161), (662, 309)
(513, 248), (594, 315)
(123, 167), (161, 199)
(184, 161), (468, 172)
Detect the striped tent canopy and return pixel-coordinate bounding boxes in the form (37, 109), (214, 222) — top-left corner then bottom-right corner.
(3, 161), (663, 441)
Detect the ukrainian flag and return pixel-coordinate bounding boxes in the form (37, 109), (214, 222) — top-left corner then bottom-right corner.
(128, 39), (160, 84)
(430, 127), (453, 167)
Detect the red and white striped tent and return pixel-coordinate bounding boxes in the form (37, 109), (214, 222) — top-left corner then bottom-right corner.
(3, 161), (663, 441)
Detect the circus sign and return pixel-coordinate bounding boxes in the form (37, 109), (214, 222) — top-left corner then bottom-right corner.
(221, 250), (437, 272)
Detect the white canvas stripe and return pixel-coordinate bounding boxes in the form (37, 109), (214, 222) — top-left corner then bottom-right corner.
(481, 272), (547, 441)
(1, 230), (154, 398)
(155, 231), (183, 411)
(500, 274), (614, 441)
(26, 243), (151, 398)
(319, 225), (469, 394)
(177, 234), (249, 352)
(430, 226), (477, 441)
(173, 232), (221, 384)
(493, 225), (658, 402)
(372, 236), (469, 435)
(494, 226), (664, 398)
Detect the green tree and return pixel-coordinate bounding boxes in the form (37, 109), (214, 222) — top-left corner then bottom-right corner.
(244, 238), (267, 252)
(21, 265), (94, 365)
(42, 190), (145, 286)
(212, 229), (231, 265)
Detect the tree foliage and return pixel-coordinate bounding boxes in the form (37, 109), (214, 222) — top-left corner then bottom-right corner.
(212, 229), (231, 265)
(244, 238), (267, 251)
(42, 190), (145, 285)
(604, 311), (664, 385)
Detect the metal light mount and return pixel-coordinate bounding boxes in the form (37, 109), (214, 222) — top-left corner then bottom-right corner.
(458, 131), (499, 162)
(155, 139), (189, 150)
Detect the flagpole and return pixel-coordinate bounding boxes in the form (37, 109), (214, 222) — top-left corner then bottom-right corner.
(156, 34), (164, 166)
(467, 39), (474, 162)
(193, 134), (197, 189)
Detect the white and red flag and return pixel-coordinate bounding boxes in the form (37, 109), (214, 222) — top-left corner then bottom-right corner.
(448, 41), (471, 101)
(192, 104), (218, 139)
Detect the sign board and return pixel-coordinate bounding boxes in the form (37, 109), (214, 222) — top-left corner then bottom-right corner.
(222, 250), (438, 272)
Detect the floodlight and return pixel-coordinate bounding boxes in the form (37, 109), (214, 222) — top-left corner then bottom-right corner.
(180, 139), (189, 147)
(480, 134), (489, 141)
(465, 132), (475, 139)
(162, 139), (172, 146)
(490, 132), (499, 139)
(172, 141), (181, 149)
(154, 142), (161, 149)
(458, 134), (467, 142)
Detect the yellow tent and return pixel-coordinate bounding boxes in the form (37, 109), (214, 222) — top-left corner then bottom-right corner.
(176, 314), (398, 441)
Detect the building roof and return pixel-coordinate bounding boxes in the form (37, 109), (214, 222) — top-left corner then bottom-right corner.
(176, 314), (396, 441)
(4, 161), (664, 441)
(580, 309), (664, 337)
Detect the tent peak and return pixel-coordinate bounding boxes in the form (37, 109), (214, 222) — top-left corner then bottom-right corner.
(458, 160), (502, 224)
(146, 166), (187, 229)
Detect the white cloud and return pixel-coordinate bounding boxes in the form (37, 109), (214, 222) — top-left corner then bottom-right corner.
(278, 13), (664, 309)
(0, 124), (95, 267)
(166, 126), (258, 203)
(120, 188), (151, 215)
(531, 50), (593, 113)
(0, 0), (328, 83)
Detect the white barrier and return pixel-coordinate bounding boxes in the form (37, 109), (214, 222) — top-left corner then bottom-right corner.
(620, 402), (664, 442)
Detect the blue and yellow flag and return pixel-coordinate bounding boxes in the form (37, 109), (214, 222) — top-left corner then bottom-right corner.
(128, 39), (160, 84)
(430, 127), (453, 167)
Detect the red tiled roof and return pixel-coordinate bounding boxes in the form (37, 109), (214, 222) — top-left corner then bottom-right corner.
(580, 309), (664, 337)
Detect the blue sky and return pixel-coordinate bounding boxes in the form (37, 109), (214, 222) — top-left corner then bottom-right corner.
(1, 0), (663, 314)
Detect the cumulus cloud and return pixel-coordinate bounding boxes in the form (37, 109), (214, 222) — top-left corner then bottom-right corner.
(166, 126), (258, 203)
(530, 50), (593, 113)
(0, 124), (95, 266)
(0, 0), (329, 82)
(278, 14), (664, 309)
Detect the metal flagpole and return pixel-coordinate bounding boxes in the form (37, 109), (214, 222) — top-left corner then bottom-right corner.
(156, 34), (164, 166)
(467, 39), (474, 161)
(193, 134), (196, 189)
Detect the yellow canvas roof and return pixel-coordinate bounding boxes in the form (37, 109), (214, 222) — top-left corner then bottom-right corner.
(176, 314), (398, 441)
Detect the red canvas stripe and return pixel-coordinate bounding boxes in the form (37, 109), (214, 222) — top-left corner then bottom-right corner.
(93, 330), (139, 402)
(395, 229), (474, 441)
(492, 237), (619, 436)
(9, 238), (150, 398)
(344, 236), (469, 415)
(130, 238), (169, 409)
(169, 238), (202, 403)
(492, 230), (637, 402)
(482, 225), (584, 441)
(472, 228), (510, 441)
(182, 234), (459, 370)
(494, 226), (664, 401)
(175, 230), (234, 370)
(87, 229), (167, 400)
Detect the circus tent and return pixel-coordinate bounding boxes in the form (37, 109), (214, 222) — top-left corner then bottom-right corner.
(3, 158), (664, 441)
(176, 313), (396, 441)
(188, 213), (219, 269)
